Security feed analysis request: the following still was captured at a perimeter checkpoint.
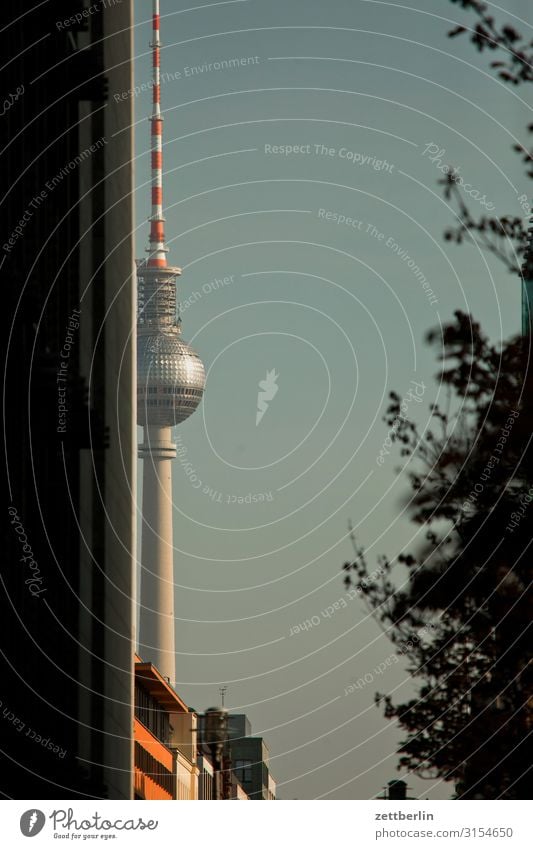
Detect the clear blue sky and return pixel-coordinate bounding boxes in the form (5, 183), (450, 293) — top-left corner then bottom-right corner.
(132, 0), (531, 798)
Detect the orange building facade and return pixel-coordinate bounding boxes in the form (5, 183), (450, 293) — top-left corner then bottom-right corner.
(134, 657), (199, 800)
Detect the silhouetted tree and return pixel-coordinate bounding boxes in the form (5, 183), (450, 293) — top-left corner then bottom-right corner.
(344, 312), (533, 798)
(442, 1), (533, 273)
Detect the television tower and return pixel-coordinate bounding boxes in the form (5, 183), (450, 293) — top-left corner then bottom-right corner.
(137, 0), (206, 684)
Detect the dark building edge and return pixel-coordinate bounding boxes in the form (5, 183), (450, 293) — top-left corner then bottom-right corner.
(1, 1), (135, 799)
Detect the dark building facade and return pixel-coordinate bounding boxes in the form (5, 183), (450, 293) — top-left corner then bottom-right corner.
(197, 711), (275, 800)
(226, 715), (275, 800)
(1, 1), (135, 798)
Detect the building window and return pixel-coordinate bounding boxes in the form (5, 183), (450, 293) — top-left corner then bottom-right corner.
(234, 759), (253, 784)
(135, 684), (170, 745)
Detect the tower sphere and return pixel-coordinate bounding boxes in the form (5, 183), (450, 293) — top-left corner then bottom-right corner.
(137, 329), (206, 427)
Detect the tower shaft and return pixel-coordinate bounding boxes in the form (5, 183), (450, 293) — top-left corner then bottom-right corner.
(139, 427), (176, 683)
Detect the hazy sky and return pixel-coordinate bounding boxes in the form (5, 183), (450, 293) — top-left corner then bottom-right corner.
(131, 0), (531, 798)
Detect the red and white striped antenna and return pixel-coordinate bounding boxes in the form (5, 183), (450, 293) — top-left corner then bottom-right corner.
(148, 0), (167, 268)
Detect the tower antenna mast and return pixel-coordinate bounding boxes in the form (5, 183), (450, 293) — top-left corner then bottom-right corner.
(148, 0), (168, 269)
